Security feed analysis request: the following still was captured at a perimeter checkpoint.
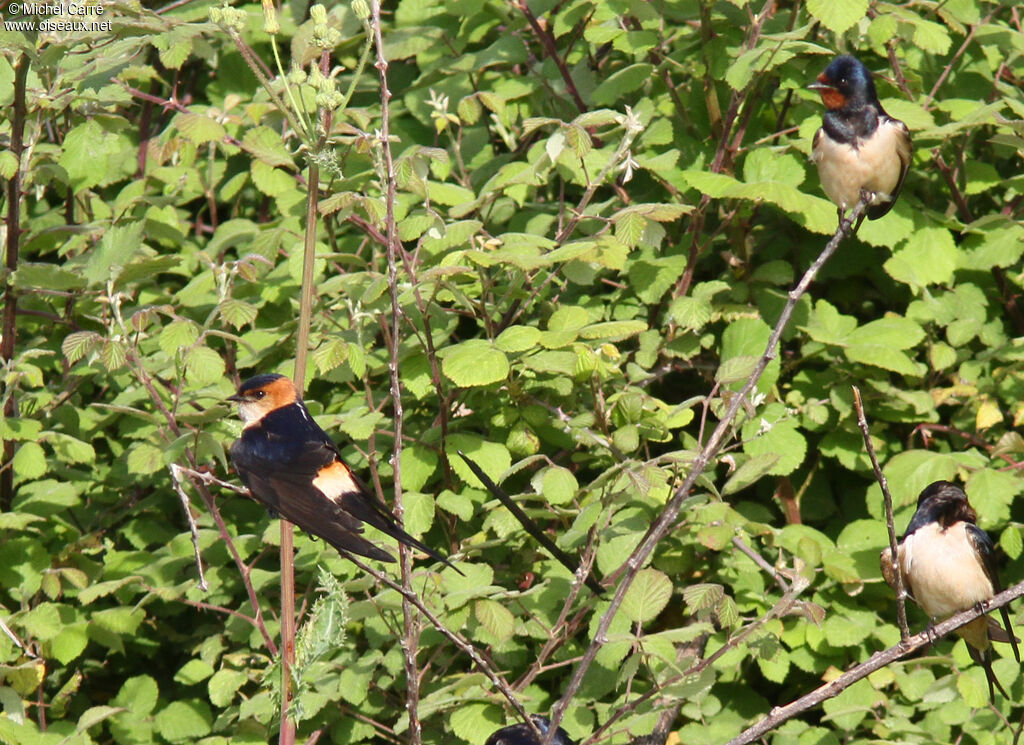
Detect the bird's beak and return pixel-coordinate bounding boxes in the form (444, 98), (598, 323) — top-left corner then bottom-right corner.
(808, 72), (832, 91)
(226, 393), (245, 403)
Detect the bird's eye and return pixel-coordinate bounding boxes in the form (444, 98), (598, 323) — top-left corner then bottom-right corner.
(254, 390), (266, 399)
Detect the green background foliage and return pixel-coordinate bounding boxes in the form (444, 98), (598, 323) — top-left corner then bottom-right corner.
(2, 0), (1024, 744)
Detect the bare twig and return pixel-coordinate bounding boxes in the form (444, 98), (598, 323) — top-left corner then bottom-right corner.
(169, 465), (209, 591)
(724, 579), (1024, 745)
(171, 464), (278, 655)
(732, 536), (788, 594)
(342, 554), (542, 742)
(369, 4), (424, 742)
(547, 198), (869, 743)
(852, 386), (909, 641)
(513, 1), (587, 114)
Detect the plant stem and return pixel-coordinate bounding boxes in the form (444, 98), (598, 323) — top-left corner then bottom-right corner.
(1, 53), (30, 513)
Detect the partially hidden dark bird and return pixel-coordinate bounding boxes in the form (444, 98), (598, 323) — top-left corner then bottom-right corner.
(809, 54), (912, 227)
(484, 717), (575, 745)
(880, 480), (1020, 702)
(228, 373), (455, 569)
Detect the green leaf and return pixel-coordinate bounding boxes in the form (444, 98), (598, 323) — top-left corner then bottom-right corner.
(402, 491), (435, 536)
(241, 125), (296, 168)
(539, 466), (578, 506)
(218, 298), (258, 330)
(494, 325), (541, 353)
(474, 599), (515, 642)
(592, 63), (654, 106)
(448, 702), (503, 745)
(153, 700), (213, 743)
(620, 568), (673, 625)
(400, 445), (439, 492)
(184, 346), (226, 387)
(806, 0), (867, 33)
(175, 112), (226, 144)
(722, 453), (781, 495)
(174, 659), (214, 685)
(441, 340), (509, 387)
(13, 263), (87, 291)
(208, 669), (247, 708)
(883, 227), (958, 288)
(84, 221), (145, 285)
(12, 442), (46, 480)
(447, 435), (511, 489)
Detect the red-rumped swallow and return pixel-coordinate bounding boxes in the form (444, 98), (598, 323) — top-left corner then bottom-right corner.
(809, 54), (912, 227)
(228, 373), (454, 569)
(880, 481), (1020, 702)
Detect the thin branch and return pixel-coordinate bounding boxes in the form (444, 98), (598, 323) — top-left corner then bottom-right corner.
(547, 198), (869, 742)
(369, 4), (424, 742)
(1, 53), (30, 512)
(169, 465), (209, 591)
(724, 578), (1024, 745)
(514, 1), (587, 114)
(852, 386), (909, 641)
(731, 536), (788, 594)
(342, 554), (541, 742)
(171, 464), (279, 655)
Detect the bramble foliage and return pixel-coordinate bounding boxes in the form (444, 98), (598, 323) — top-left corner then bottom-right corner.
(2, 1), (1024, 744)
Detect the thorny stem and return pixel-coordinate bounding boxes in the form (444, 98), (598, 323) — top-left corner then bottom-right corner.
(369, 3), (424, 742)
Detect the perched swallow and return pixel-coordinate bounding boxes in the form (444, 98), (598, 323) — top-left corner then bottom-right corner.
(880, 481), (1020, 701)
(809, 54), (912, 227)
(484, 717), (574, 745)
(228, 373), (454, 568)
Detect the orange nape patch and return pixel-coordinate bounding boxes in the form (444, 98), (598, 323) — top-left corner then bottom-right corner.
(312, 460), (361, 501)
(260, 376), (299, 407)
(817, 88), (846, 110)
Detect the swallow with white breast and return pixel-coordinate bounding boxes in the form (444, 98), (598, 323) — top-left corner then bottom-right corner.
(809, 54), (912, 229)
(880, 480), (1020, 702)
(228, 373), (455, 569)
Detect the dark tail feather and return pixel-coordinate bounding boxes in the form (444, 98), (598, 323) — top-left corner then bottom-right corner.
(968, 644), (1010, 703)
(996, 606), (1021, 663)
(338, 492), (463, 575)
(457, 450), (604, 596)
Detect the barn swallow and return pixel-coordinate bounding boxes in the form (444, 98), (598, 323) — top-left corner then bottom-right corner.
(880, 481), (1020, 702)
(228, 373), (455, 569)
(809, 54), (912, 228)
(484, 717), (574, 745)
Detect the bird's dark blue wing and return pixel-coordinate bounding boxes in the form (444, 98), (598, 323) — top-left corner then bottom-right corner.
(965, 523), (1020, 663)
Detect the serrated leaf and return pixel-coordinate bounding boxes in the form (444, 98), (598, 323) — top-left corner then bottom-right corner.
(539, 466), (578, 506)
(184, 346), (225, 387)
(621, 568), (673, 625)
(806, 0), (867, 33)
(175, 112), (226, 144)
(153, 700), (212, 743)
(474, 599), (514, 642)
(218, 298), (258, 330)
(12, 441), (46, 480)
(441, 340), (509, 387)
(683, 583), (723, 613)
(62, 331), (102, 363)
(208, 669), (247, 708)
(448, 702), (503, 745)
